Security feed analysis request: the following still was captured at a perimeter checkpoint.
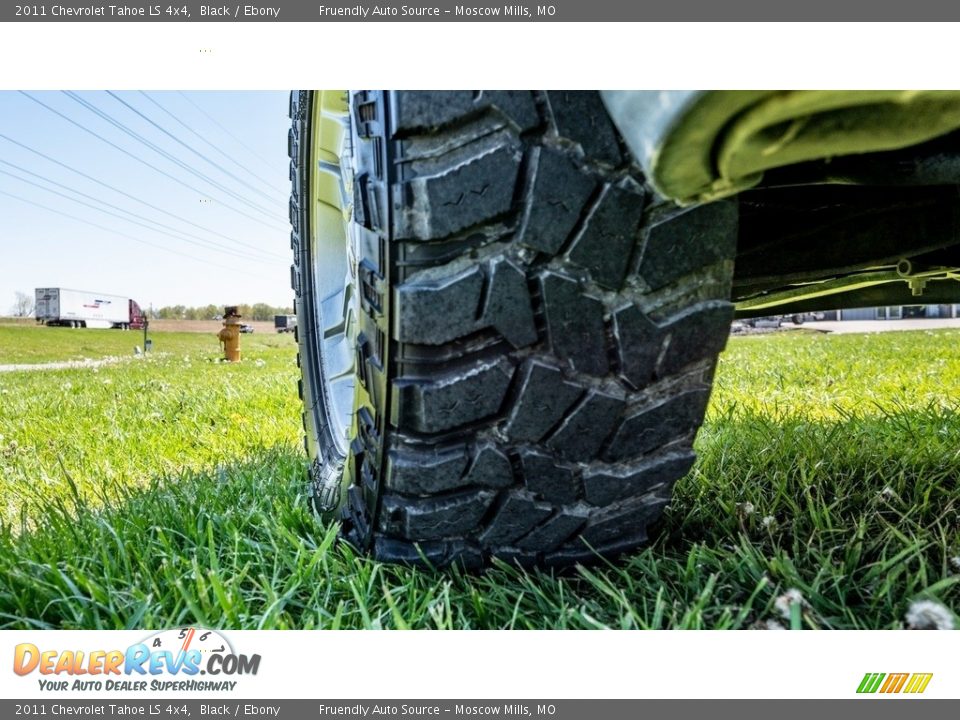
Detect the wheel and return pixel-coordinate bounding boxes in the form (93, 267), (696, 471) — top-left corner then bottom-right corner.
(791, 314), (804, 325)
(289, 90), (738, 568)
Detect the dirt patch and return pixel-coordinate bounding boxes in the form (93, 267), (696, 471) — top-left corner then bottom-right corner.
(148, 320), (280, 334)
(0, 318), (283, 334)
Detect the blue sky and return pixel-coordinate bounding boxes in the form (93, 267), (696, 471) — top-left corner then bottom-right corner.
(0, 91), (292, 313)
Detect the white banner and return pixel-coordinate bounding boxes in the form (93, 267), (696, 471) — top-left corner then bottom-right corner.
(1, 23), (959, 90)
(1, 629), (953, 699)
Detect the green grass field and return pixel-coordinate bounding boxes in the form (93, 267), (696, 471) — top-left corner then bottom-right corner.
(0, 326), (957, 629)
(0, 324), (292, 365)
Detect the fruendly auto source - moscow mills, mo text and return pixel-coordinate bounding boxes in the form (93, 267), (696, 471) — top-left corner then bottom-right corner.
(318, 4), (556, 17)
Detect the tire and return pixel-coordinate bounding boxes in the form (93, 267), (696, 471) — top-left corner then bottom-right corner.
(289, 90), (738, 568)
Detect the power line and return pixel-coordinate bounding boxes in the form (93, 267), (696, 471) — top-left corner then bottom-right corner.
(1, 166), (266, 264)
(0, 188), (271, 280)
(65, 91), (283, 221)
(0, 132), (287, 259)
(179, 91), (289, 181)
(19, 92), (287, 232)
(140, 91), (287, 199)
(0, 161), (284, 265)
(108, 91), (286, 208)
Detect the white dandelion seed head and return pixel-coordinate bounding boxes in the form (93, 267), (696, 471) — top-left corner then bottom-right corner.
(880, 486), (896, 499)
(762, 515), (776, 528)
(739, 502), (755, 516)
(775, 588), (805, 619)
(906, 600), (955, 630)
(950, 557), (960, 573)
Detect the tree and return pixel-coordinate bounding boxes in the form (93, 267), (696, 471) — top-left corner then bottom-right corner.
(11, 291), (34, 318)
(151, 302), (294, 320)
(251, 303), (273, 321)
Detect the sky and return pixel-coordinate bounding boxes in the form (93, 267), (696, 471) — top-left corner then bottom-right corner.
(0, 91), (293, 313)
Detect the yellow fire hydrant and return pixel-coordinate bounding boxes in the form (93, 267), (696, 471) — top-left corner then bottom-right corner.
(217, 306), (242, 362)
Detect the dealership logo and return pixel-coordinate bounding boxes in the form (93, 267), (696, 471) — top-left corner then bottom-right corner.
(857, 672), (933, 694)
(13, 628), (260, 693)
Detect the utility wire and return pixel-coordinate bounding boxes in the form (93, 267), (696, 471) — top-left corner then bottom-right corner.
(1, 166), (234, 261)
(108, 91), (286, 208)
(0, 188), (270, 279)
(179, 91), (288, 181)
(0, 132), (287, 259)
(0, 167), (282, 267)
(140, 91), (287, 199)
(20, 92), (286, 232)
(65, 91), (282, 221)
(0, 161), (284, 265)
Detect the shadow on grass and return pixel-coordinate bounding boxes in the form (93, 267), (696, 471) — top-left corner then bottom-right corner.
(1, 406), (958, 630)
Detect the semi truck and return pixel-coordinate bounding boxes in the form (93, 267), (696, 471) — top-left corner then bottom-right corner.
(34, 288), (146, 330)
(274, 314), (297, 333)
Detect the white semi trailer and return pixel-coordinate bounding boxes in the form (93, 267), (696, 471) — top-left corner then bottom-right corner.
(34, 288), (146, 329)
(274, 314), (297, 333)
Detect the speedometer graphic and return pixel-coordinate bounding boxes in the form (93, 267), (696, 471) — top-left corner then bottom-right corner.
(141, 627), (234, 657)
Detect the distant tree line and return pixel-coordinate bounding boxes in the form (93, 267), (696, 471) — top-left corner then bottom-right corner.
(150, 303), (294, 321)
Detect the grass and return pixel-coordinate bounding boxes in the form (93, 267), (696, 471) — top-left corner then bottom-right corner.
(0, 324), (292, 365)
(0, 327), (958, 629)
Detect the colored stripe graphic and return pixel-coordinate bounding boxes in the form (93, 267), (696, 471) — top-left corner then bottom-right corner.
(904, 674), (934, 694)
(857, 673), (885, 694)
(880, 673), (909, 693)
(857, 672), (932, 694)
